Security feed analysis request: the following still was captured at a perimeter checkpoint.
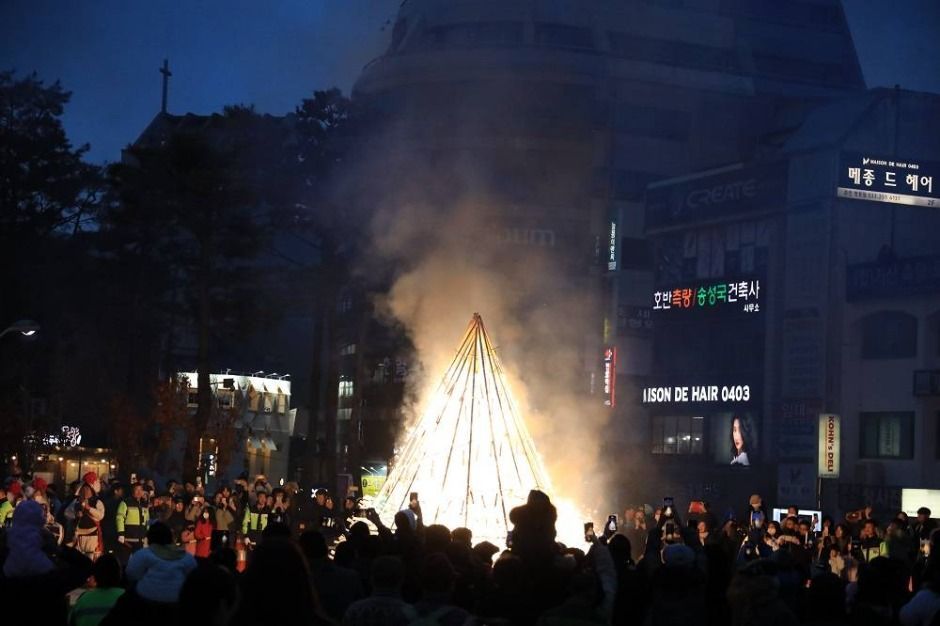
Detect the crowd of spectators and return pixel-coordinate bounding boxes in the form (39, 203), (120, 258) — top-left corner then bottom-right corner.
(1, 471), (939, 626)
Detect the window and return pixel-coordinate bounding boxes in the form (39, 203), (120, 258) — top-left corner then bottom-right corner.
(861, 311), (917, 359)
(535, 23), (594, 50)
(651, 415), (704, 455)
(608, 32), (739, 73)
(337, 408), (352, 422)
(419, 21), (524, 50)
(339, 343), (357, 356)
(338, 379), (354, 399)
(860, 412), (914, 459)
(217, 389), (235, 409)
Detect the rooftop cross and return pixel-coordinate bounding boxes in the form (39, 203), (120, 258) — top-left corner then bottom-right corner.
(159, 58), (172, 114)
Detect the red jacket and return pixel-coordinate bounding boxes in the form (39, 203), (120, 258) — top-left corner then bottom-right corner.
(194, 519), (213, 558)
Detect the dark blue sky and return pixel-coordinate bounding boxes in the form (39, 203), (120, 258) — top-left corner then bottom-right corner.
(3, 0), (939, 164)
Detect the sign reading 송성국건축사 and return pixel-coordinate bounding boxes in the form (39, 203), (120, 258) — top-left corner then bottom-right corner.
(837, 153), (938, 208)
(818, 413), (840, 479)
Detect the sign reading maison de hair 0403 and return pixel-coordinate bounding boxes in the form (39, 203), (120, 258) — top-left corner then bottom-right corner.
(837, 153), (938, 207)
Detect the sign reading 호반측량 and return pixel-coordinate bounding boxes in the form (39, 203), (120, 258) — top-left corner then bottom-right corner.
(837, 153), (938, 208)
(818, 413), (840, 479)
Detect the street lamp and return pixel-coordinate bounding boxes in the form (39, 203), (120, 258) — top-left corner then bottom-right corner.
(0, 320), (40, 340)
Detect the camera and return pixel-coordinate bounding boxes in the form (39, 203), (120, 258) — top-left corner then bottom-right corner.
(662, 520), (680, 544)
(584, 522), (596, 543)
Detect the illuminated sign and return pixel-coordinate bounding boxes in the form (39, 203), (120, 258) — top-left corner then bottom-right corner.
(642, 384), (751, 404)
(603, 347), (617, 407)
(818, 413), (840, 479)
(652, 280), (761, 314)
(39, 425), (82, 448)
(361, 474), (387, 498)
(838, 153), (938, 207)
(607, 222), (617, 271)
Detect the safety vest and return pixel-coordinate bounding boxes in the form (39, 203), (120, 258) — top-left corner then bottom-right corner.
(116, 498), (150, 540)
(242, 507), (269, 535)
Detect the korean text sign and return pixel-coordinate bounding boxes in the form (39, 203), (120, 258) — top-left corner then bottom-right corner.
(838, 153), (938, 208)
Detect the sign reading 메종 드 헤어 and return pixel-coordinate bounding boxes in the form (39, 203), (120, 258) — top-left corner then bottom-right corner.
(837, 153), (938, 208)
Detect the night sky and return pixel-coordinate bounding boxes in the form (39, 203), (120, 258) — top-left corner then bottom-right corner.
(2, 0), (939, 164)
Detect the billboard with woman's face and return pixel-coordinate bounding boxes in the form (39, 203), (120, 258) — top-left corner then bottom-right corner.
(711, 412), (758, 466)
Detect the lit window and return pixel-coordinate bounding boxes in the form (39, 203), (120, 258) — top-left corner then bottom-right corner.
(860, 412), (914, 459)
(339, 343), (357, 356)
(651, 415), (704, 455)
(338, 380), (354, 398)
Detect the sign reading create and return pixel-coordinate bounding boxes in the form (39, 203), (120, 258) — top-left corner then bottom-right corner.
(642, 384), (751, 404)
(837, 153), (938, 208)
(645, 163), (788, 230)
(818, 413), (840, 478)
(652, 279), (761, 314)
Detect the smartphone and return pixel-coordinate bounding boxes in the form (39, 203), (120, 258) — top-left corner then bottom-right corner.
(606, 514), (618, 534)
(750, 510), (763, 527)
(584, 522), (595, 543)
(507, 530), (514, 548)
(688, 500), (706, 514)
(663, 497), (675, 519)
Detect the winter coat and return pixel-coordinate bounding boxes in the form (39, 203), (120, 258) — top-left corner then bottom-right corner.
(194, 518), (213, 558)
(125, 544), (197, 604)
(2, 500), (54, 577)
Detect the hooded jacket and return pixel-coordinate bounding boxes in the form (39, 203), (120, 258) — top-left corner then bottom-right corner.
(125, 543), (197, 604)
(2, 500), (54, 577)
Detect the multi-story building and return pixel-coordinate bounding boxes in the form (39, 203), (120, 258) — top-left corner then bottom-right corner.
(637, 88), (940, 514)
(178, 371), (296, 483)
(348, 0), (867, 503)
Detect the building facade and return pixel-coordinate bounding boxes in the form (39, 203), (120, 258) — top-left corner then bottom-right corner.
(349, 0), (867, 505)
(178, 371), (296, 484)
(635, 88), (940, 514)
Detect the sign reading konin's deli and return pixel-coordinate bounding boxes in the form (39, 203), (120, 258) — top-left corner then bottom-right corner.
(818, 413), (840, 479)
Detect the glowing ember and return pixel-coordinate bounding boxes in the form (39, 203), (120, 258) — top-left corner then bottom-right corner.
(374, 313), (565, 546)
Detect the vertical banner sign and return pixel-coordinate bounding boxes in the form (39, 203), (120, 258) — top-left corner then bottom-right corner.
(603, 347), (617, 408)
(607, 221), (618, 271)
(818, 413), (840, 478)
